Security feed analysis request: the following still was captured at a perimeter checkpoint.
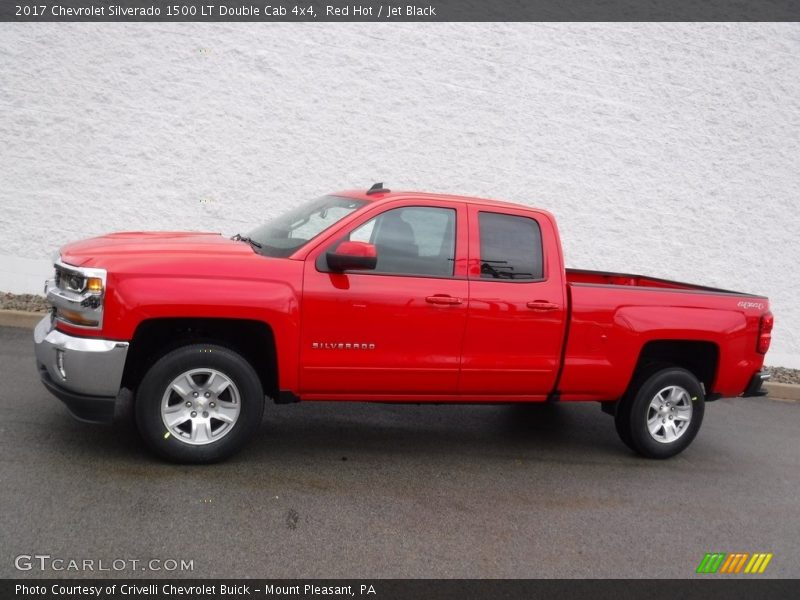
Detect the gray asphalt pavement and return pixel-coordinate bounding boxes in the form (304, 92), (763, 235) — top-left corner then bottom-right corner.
(1, 325), (799, 579)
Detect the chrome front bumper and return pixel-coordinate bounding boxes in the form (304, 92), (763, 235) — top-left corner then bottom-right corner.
(34, 315), (129, 422)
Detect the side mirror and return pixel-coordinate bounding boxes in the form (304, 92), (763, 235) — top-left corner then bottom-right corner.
(326, 241), (378, 272)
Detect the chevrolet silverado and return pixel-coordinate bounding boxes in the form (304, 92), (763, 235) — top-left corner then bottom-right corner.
(34, 184), (773, 462)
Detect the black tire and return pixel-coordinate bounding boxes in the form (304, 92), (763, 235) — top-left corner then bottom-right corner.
(135, 344), (264, 463)
(613, 395), (636, 452)
(613, 362), (668, 452)
(615, 367), (705, 459)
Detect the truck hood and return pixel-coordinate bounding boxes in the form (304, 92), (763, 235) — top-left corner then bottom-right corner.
(60, 231), (254, 267)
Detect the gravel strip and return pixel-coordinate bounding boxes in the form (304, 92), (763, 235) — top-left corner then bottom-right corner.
(2, 292), (799, 383)
(1, 292), (48, 313)
(765, 366), (800, 385)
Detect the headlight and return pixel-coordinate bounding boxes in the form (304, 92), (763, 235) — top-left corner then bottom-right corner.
(57, 272), (104, 294)
(62, 271), (86, 292)
(48, 260), (107, 329)
(56, 308), (100, 327)
(86, 277), (104, 294)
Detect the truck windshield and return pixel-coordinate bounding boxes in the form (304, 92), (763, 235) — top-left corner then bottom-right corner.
(243, 195), (367, 258)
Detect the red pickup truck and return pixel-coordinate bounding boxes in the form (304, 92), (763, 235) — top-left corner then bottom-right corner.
(34, 184), (773, 463)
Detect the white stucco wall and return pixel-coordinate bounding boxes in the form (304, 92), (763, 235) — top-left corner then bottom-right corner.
(1, 23), (798, 366)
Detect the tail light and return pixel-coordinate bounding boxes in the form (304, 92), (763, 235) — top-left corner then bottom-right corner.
(757, 311), (773, 354)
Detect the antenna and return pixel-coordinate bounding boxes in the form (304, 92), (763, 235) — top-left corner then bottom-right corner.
(366, 182), (390, 195)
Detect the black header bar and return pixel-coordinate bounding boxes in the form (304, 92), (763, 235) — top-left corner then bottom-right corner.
(3, 0), (800, 22)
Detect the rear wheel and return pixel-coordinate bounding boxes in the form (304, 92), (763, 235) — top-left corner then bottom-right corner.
(135, 344), (264, 463)
(615, 367), (704, 459)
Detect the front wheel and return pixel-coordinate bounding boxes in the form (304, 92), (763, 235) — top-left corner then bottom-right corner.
(615, 367), (705, 459)
(135, 344), (264, 463)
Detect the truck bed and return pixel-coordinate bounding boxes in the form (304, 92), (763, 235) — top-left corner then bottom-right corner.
(565, 268), (760, 297)
(557, 268), (769, 402)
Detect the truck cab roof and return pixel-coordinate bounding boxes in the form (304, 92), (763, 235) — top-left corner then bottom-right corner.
(335, 187), (544, 213)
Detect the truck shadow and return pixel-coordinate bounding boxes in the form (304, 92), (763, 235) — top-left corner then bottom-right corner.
(43, 400), (625, 466)
(247, 402), (622, 463)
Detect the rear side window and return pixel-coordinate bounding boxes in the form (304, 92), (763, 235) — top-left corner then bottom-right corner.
(478, 212), (543, 280)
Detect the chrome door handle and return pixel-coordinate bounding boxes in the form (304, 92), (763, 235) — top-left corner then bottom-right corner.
(426, 295), (463, 306)
(526, 301), (559, 311)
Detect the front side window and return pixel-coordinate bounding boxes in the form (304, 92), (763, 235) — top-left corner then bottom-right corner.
(478, 212), (543, 280)
(346, 206), (456, 277)
(245, 195), (367, 257)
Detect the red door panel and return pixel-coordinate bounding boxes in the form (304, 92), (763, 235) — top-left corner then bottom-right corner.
(460, 205), (567, 398)
(299, 200), (469, 397)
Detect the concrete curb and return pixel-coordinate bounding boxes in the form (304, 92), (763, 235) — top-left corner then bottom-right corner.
(0, 309), (46, 329)
(764, 382), (800, 403)
(0, 308), (798, 402)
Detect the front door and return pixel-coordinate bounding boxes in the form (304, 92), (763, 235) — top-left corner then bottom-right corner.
(299, 200), (469, 398)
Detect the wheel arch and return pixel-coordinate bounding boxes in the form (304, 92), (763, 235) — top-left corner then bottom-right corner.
(121, 317), (279, 401)
(631, 339), (719, 397)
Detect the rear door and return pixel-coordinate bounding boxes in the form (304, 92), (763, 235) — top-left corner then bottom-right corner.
(299, 199), (470, 397)
(459, 205), (567, 398)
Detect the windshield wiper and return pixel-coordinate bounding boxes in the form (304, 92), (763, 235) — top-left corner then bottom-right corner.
(480, 260), (533, 280)
(231, 233), (263, 249)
